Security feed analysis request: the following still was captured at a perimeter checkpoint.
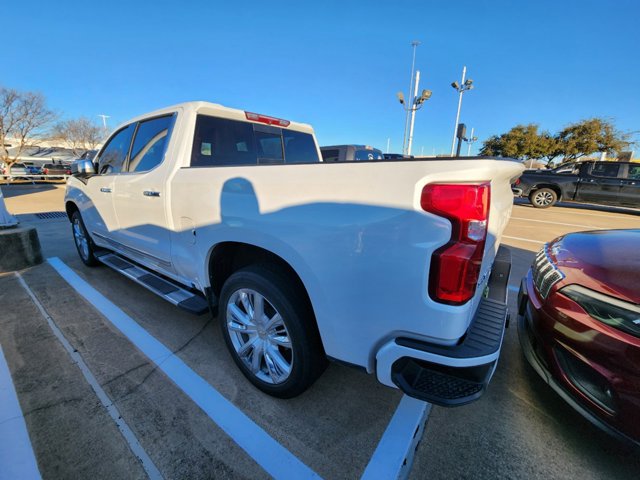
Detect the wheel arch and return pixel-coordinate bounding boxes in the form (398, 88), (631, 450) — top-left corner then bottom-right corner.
(207, 241), (325, 351)
(65, 200), (79, 221)
(530, 183), (562, 200)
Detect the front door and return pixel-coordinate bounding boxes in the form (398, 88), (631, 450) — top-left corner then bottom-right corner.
(84, 123), (136, 243)
(112, 115), (175, 270)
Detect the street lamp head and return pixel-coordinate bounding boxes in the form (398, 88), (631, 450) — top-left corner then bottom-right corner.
(417, 89), (432, 104)
(465, 78), (473, 86)
(396, 92), (405, 104)
(451, 81), (460, 90)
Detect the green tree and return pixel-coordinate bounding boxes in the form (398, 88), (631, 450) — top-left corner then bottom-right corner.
(556, 118), (632, 162)
(479, 124), (553, 163)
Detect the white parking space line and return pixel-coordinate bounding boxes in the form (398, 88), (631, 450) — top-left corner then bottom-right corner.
(0, 344), (42, 480)
(47, 257), (321, 480)
(15, 273), (163, 480)
(502, 235), (545, 244)
(514, 205), (639, 220)
(509, 217), (600, 229)
(361, 396), (431, 480)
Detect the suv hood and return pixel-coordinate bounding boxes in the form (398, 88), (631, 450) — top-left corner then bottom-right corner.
(549, 229), (640, 304)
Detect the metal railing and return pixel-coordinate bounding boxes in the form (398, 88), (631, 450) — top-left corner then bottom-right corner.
(1, 174), (71, 184)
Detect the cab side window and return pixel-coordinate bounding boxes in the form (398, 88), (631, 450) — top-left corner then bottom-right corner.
(97, 124), (136, 174)
(590, 163), (620, 178)
(127, 115), (174, 173)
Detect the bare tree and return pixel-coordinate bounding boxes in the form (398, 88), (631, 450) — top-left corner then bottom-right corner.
(0, 87), (56, 168)
(50, 117), (104, 156)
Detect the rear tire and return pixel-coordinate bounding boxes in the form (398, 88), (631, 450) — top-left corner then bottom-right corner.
(529, 188), (558, 208)
(219, 264), (326, 398)
(71, 211), (99, 266)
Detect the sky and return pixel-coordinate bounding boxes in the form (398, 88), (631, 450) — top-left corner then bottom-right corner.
(3, 0), (640, 155)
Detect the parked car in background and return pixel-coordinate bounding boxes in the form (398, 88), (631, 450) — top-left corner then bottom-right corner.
(42, 163), (72, 178)
(23, 162), (43, 175)
(518, 229), (640, 445)
(1, 163), (30, 179)
(512, 161), (640, 208)
(384, 153), (414, 160)
(320, 144), (384, 162)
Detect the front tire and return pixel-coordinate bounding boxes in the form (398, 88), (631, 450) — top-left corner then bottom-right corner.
(219, 264), (326, 398)
(71, 211), (99, 266)
(529, 188), (558, 208)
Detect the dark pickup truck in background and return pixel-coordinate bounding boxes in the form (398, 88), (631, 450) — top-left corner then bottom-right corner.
(320, 144), (384, 162)
(512, 161), (640, 208)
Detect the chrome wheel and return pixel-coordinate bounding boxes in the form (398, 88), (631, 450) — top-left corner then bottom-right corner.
(226, 288), (293, 384)
(533, 190), (554, 207)
(73, 217), (90, 260)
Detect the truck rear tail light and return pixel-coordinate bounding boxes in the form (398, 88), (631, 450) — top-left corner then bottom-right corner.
(421, 183), (491, 305)
(245, 111), (291, 127)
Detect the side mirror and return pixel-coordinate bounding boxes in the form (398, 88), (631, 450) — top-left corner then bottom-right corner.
(71, 159), (96, 176)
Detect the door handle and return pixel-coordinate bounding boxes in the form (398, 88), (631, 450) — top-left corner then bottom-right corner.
(143, 190), (161, 197)
(100, 187), (112, 193)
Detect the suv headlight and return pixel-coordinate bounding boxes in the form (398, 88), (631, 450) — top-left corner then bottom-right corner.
(561, 285), (640, 338)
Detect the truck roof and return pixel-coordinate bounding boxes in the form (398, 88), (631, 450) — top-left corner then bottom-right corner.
(113, 101), (315, 135)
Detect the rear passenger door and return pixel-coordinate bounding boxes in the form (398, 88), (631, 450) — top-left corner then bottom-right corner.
(574, 163), (622, 205)
(112, 114), (175, 270)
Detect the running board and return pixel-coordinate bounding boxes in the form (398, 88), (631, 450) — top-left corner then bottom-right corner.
(96, 252), (210, 315)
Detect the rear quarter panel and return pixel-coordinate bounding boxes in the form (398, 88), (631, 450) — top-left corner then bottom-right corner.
(170, 158), (524, 370)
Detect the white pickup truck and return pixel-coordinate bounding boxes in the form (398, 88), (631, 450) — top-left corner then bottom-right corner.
(66, 101), (523, 405)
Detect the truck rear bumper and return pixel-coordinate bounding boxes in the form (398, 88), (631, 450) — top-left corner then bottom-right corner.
(375, 246), (511, 406)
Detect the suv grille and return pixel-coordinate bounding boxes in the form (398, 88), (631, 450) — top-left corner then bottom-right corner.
(532, 244), (564, 299)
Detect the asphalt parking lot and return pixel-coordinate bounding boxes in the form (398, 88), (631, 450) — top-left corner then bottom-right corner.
(1, 184), (639, 479)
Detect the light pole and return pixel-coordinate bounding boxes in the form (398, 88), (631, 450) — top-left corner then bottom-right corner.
(97, 114), (110, 136)
(401, 41), (420, 155)
(465, 127), (478, 156)
(397, 71), (432, 156)
(449, 66), (474, 156)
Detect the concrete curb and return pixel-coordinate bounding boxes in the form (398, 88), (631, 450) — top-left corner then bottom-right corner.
(0, 226), (43, 272)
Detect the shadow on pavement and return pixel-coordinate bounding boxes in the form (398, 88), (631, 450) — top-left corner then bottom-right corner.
(1, 183), (60, 198)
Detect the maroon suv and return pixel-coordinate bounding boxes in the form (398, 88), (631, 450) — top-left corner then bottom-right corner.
(517, 229), (640, 445)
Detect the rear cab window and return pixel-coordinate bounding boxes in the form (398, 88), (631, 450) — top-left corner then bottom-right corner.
(190, 114), (319, 167)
